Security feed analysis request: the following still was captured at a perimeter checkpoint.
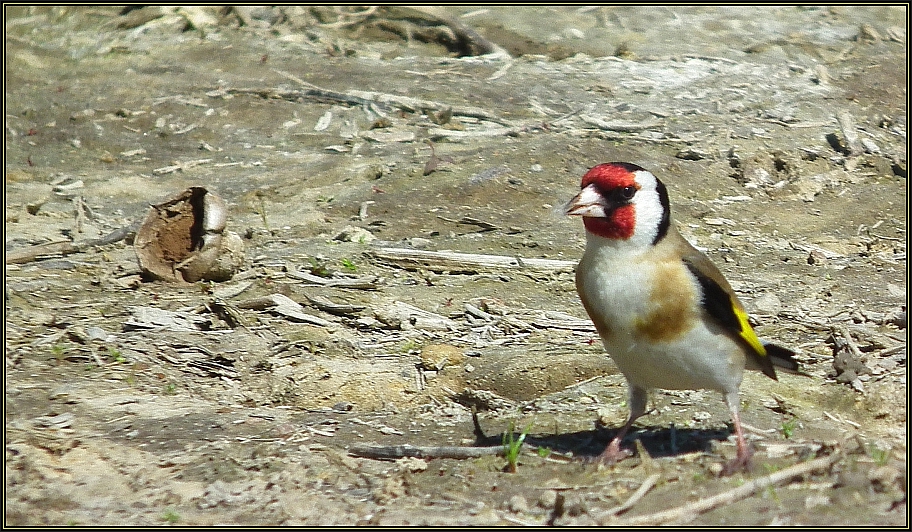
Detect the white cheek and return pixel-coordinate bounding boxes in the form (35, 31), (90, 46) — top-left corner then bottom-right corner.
(627, 193), (658, 241)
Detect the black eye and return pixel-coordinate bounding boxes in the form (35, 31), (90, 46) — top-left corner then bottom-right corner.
(620, 186), (636, 200)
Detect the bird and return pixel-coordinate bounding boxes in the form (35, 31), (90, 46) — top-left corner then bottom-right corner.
(564, 162), (798, 473)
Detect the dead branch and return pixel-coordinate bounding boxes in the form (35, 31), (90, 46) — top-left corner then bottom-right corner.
(6, 223), (138, 265)
(235, 294), (333, 327)
(836, 110), (863, 156)
(348, 443), (504, 460)
(402, 6), (510, 58)
(286, 270), (381, 289)
(220, 85), (515, 126)
(580, 114), (664, 132)
(597, 451), (842, 525)
(428, 126), (521, 139)
(603, 473), (662, 517)
(367, 247), (575, 273)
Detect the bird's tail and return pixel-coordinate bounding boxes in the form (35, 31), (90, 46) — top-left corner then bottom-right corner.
(762, 341), (800, 374)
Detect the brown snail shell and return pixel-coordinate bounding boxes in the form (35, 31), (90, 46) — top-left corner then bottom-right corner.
(134, 187), (244, 283)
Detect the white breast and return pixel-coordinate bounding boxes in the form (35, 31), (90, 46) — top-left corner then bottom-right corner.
(576, 236), (745, 394)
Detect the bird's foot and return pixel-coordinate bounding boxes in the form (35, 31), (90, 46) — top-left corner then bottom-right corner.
(720, 445), (755, 476)
(588, 438), (633, 465)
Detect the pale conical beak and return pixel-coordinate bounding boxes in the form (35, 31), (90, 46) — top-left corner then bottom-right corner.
(564, 184), (607, 217)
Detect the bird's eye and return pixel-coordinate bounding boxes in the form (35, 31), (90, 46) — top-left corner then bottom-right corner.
(621, 186), (636, 200)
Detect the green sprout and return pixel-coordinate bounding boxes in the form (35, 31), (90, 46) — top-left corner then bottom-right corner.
(51, 343), (67, 363)
(308, 257), (331, 277)
(399, 339), (420, 353)
(161, 509), (180, 524)
(256, 193), (270, 231)
(780, 418), (798, 439)
(869, 445), (890, 466)
(761, 464), (782, 502)
(502, 420), (532, 473)
(107, 347), (126, 364)
(340, 258), (357, 272)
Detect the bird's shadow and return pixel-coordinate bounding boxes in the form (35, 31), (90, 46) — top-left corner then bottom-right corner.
(476, 417), (733, 460)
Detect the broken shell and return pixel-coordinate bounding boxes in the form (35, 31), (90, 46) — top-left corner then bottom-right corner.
(179, 231), (245, 283)
(134, 187), (245, 283)
(202, 191), (228, 233)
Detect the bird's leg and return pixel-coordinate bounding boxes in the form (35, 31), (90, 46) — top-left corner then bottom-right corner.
(597, 418), (635, 464)
(721, 392), (754, 475)
(595, 385), (647, 464)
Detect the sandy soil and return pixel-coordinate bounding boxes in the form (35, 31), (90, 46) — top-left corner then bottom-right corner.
(5, 6), (906, 526)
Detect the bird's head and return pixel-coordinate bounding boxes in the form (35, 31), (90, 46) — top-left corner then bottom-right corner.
(565, 162), (670, 247)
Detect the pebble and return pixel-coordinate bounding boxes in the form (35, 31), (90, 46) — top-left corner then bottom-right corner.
(537, 489), (558, 508)
(507, 494), (529, 513)
(334, 225), (375, 243)
(419, 344), (465, 370)
(753, 293), (782, 315)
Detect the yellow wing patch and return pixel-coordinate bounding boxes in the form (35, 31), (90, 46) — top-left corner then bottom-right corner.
(732, 304), (767, 358)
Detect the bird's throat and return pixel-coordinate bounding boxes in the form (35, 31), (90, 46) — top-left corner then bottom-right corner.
(583, 204), (635, 240)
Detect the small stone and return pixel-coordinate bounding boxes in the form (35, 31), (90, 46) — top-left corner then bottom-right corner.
(85, 326), (111, 342)
(334, 225), (375, 243)
(857, 23), (881, 42)
(861, 138), (881, 154)
(507, 494), (529, 513)
(805, 493), (831, 509)
(753, 293), (782, 315)
(419, 344), (465, 371)
(409, 237), (432, 249)
(537, 489), (558, 508)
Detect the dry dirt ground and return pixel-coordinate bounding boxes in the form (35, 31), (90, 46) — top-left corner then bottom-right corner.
(4, 6), (907, 526)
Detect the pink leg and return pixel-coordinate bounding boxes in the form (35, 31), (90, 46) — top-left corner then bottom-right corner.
(596, 419), (634, 464)
(595, 385), (647, 464)
(722, 392), (754, 475)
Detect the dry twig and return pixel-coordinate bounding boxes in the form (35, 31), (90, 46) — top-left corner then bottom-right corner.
(603, 473), (662, 517)
(220, 85), (513, 126)
(367, 247), (575, 273)
(596, 451), (841, 525)
(348, 443), (504, 460)
(6, 223), (138, 265)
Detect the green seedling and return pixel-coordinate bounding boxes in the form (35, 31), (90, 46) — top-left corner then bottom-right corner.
(399, 339), (420, 353)
(51, 343), (67, 363)
(161, 509), (180, 524)
(256, 193), (270, 231)
(869, 445), (890, 466)
(780, 417), (798, 439)
(107, 347), (126, 364)
(340, 258), (357, 272)
(308, 257), (331, 277)
(761, 464), (782, 502)
(502, 420), (532, 473)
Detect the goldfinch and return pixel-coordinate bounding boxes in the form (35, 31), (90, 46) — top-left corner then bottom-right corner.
(565, 162), (798, 472)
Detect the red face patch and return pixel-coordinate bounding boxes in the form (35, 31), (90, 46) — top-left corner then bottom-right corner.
(579, 163), (641, 240)
(581, 163), (640, 191)
(583, 205), (635, 239)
